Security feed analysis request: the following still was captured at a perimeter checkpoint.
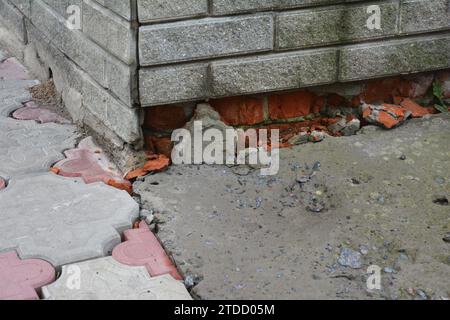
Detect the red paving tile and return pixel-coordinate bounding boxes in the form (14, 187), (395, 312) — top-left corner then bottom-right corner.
(113, 221), (183, 281)
(0, 58), (30, 80)
(0, 251), (55, 300)
(53, 137), (132, 193)
(12, 101), (69, 124)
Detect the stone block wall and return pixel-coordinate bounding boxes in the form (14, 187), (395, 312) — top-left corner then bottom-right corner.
(0, 0), (142, 151)
(1, 0), (449, 158)
(138, 0), (450, 107)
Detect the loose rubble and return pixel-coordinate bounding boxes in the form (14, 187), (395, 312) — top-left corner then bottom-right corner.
(338, 248), (363, 269)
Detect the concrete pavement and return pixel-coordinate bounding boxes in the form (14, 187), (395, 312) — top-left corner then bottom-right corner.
(0, 48), (190, 300)
(135, 114), (450, 300)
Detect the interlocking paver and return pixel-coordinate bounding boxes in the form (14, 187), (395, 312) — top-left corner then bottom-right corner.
(0, 50), (181, 300)
(0, 251), (55, 300)
(113, 221), (183, 280)
(13, 101), (70, 124)
(0, 118), (78, 178)
(0, 86), (34, 117)
(0, 50), (7, 62)
(0, 58), (30, 81)
(53, 137), (132, 192)
(0, 173), (139, 268)
(42, 257), (192, 300)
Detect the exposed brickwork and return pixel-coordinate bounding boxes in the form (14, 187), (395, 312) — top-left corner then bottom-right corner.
(144, 105), (188, 132)
(145, 135), (174, 158)
(142, 70), (447, 155)
(268, 91), (316, 121)
(211, 96), (265, 126)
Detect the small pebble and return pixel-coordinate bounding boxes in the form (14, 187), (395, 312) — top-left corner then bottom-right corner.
(443, 232), (450, 243)
(383, 267), (394, 274)
(416, 289), (428, 300)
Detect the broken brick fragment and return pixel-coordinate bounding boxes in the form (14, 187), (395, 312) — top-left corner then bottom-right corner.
(0, 178), (5, 190)
(112, 221), (182, 281)
(125, 168), (149, 180)
(211, 96), (265, 126)
(362, 103), (411, 129)
(143, 154), (170, 172)
(400, 98), (432, 118)
(107, 179), (133, 194)
(125, 155), (170, 180)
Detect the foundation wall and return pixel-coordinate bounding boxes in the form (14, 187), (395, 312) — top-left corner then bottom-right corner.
(0, 0), (142, 149)
(138, 0), (450, 106)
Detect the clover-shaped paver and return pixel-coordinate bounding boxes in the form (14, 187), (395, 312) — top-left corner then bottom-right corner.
(42, 257), (192, 300)
(0, 85), (34, 117)
(0, 251), (55, 300)
(0, 118), (78, 178)
(0, 172), (139, 268)
(113, 221), (182, 280)
(53, 137), (132, 193)
(0, 58), (37, 117)
(0, 58), (30, 81)
(13, 101), (70, 124)
(0, 50), (7, 62)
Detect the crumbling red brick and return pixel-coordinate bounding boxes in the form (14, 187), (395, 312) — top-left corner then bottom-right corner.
(145, 135), (173, 158)
(400, 98), (431, 118)
(437, 71), (450, 98)
(361, 76), (433, 103)
(312, 96), (325, 114)
(327, 93), (350, 108)
(362, 78), (414, 103)
(125, 155), (170, 180)
(210, 96), (265, 126)
(268, 90), (316, 120)
(143, 106), (187, 131)
(351, 96), (361, 108)
(362, 103), (410, 129)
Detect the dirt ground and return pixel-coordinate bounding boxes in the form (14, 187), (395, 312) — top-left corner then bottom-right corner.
(134, 114), (450, 300)
(29, 80), (72, 120)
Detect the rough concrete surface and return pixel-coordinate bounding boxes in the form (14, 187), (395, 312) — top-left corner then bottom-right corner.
(135, 114), (450, 300)
(42, 257), (192, 300)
